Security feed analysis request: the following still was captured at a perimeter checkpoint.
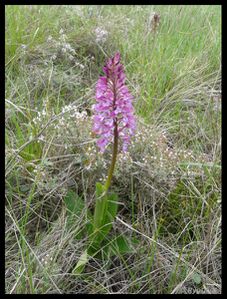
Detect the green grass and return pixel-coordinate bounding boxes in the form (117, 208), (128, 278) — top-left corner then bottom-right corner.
(5, 5), (221, 294)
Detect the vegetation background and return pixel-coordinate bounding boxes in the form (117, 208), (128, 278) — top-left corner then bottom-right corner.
(5, 5), (221, 294)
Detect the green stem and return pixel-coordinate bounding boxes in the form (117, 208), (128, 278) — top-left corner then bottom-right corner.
(104, 123), (118, 192)
(90, 123), (118, 253)
(92, 123), (118, 229)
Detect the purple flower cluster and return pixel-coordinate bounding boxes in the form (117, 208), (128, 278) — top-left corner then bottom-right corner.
(92, 52), (136, 153)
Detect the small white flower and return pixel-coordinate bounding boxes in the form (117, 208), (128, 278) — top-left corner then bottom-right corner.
(47, 35), (53, 42)
(86, 164), (91, 170)
(60, 34), (66, 41)
(59, 28), (64, 35)
(94, 27), (108, 43)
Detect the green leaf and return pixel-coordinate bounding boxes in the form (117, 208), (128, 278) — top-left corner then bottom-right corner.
(95, 182), (106, 198)
(20, 184), (30, 192)
(89, 186), (119, 255)
(101, 192), (118, 237)
(93, 183), (107, 230)
(113, 235), (132, 254)
(102, 234), (136, 258)
(64, 190), (84, 218)
(72, 250), (89, 275)
(131, 236), (140, 246)
(91, 192), (119, 249)
(86, 221), (93, 236)
(192, 272), (202, 285)
(64, 190), (93, 237)
(107, 193), (118, 219)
